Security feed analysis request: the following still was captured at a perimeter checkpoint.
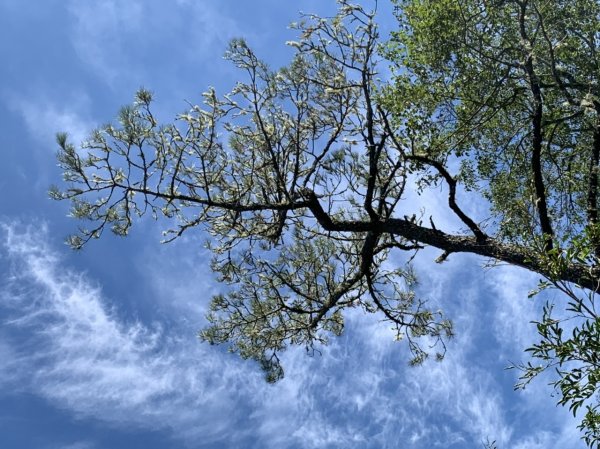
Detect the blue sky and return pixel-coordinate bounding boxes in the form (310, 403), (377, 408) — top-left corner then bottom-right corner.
(0, 1), (586, 448)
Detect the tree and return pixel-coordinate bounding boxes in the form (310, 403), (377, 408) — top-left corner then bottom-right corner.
(386, 0), (600, 445)
(52, 0), (600, 445)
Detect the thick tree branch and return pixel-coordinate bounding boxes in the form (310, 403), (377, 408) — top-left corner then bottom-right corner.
(298, 188), (597, 291)
(518, 1), (554, 249)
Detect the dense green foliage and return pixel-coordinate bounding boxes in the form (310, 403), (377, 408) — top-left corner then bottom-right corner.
(53, 0), (600, 445)
(387, 0), (600, 247)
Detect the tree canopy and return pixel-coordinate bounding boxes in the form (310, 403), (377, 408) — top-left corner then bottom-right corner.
(52, 0), (600, 446)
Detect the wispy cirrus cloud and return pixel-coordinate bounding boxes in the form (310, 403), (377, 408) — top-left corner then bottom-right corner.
(5, 91), (93, 147)
(0, 222), (257, 445)
(66, 0), (243, 91)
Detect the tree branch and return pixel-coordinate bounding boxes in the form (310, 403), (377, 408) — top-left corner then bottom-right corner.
(518, 0), (554, 250)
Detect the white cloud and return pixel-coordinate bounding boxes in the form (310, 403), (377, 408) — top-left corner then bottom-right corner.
(5, 91), (93, 147)
(66, 0), (144, 86)
(66, 0), (243, 89)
